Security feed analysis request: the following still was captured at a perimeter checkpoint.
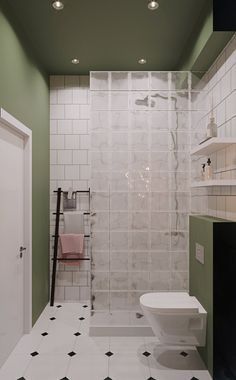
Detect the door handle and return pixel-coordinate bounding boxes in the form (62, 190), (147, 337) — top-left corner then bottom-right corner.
(19, 246), (26, 258)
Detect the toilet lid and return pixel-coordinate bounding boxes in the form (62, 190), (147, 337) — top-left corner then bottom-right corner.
(140, 292), (199, 313)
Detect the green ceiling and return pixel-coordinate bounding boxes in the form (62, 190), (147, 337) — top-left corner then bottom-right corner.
(1, 0), (233, 74)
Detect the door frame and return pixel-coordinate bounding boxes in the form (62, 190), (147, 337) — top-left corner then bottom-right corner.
(0, 108), (32, 333)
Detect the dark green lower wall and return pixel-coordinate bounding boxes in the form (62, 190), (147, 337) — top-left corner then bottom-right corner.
(0, 6), (49, 324)
(189, 215), (214, 374)
(189, 215), (236, 377)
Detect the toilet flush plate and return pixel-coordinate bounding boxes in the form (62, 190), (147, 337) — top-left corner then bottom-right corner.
(195, 243), (204, 264)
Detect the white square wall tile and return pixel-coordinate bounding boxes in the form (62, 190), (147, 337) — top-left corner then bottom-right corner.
(73, 88), (88, 104)
(50, 180), (58, 192)
(57, 180), (73, 190)
(65, 286), (80, 300)
(72, 180), (89, 191)
(80, 286), (90, 300)
(50, 89), (57, 104)
(65, 165), (80, 180)
(57, 120), (73, 134)
(50, 135), (65, 149)
(56, 271), (73, 286)
(58, 88), (73, 104)
(226, 90), (236, 120)
(80, 134), (90, 149)
(65, 104), (80, 119)
(51, 165), (65, 180)
(50, 150), (57, 164)
(72, 120), (88, 134)
(216, 50), (226, 81)
(50, 120), (58, 134)
(55, 286), (65, 300)
(73, 150), (88, 164)
(65, 135), (80, 149)
(73, 271), (88, 285)
(231, 117), (236, 137)
(58, 150), (73, 164)
(221, 70), (231, 100)
(50, 104), (65, 119)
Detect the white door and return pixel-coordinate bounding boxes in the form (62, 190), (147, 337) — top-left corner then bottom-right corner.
(0, 122), (25, 366)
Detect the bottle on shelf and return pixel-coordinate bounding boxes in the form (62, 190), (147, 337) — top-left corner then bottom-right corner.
(201, 163), (206, 180)
(205, 158), (213, 180)
(206, 97), (217, 138)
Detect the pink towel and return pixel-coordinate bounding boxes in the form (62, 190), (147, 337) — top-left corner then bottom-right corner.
(60, 234), (84, 259)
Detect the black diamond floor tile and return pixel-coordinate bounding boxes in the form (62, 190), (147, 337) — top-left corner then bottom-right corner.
(50, 317), (56, 320)
(60, 378), (70, 380)
(17, 378), (26, 380)
(79, 317), (85, 320)
(41, 332), (48, 336)
(74, 332), (81, 336)
(180, 351), (189, 357)
(68, 351), (76, 357)
(142, 351), (151, 357)
(105, 351), (114, 357)
(191, 378), (199, 380)
(83, 305), (88, 308)
(104, 378), (112, 380)
(30, 351), (39, 357)
(147, 377), (156, 380)
(57, 305), (62, 308)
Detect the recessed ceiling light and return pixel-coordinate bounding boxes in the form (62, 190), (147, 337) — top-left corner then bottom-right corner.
(138, 58), (147, 65)
(71, 58), (80, 64)
(148, 0), (159, 10)
(52, 1), (64, 11)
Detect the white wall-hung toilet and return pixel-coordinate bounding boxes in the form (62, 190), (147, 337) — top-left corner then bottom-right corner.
(140, 292), (207, 346)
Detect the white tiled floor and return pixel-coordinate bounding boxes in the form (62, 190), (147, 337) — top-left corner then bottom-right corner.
(0, 302), (212, 380)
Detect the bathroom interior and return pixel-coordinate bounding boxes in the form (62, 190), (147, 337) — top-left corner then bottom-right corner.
(0, 0), (236, 379)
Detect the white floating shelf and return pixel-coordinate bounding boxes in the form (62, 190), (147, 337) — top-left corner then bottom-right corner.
(191, 179), (236, 188)
(191, 138), (236, 156)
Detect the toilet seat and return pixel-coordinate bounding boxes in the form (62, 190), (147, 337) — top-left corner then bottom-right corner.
(140, 292), (200, 314)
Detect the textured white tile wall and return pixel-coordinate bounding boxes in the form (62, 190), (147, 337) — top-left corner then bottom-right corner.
(49, 36), (236, 307)
(191, 34), (236, 220)
(90, 71), (191, 312)
(50, 75), (91, 301)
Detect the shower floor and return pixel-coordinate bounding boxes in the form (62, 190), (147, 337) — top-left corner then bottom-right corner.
(0, 302), (212, 380)
(90, 311), (154, 336)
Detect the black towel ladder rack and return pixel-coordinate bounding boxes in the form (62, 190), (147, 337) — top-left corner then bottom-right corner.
(50, 187), (91, 306)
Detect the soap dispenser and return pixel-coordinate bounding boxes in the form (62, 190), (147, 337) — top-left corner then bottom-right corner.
(205, 158), (213, 180)
(206, 98), (217, 138)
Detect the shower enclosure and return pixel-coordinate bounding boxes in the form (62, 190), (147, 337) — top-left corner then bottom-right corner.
(90, 71), (193, 327)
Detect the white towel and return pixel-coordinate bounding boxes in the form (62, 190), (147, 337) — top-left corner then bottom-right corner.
(64, 211), (84, 234)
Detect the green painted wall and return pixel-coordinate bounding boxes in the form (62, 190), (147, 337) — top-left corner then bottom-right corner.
(189, 215), (214, 374)
(0, 6), (49, 324)
(189, 215), (231, 375)
(178, 1), (233, 72)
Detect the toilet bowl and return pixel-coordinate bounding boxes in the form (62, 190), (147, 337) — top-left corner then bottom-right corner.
(140, 292), (207, 346)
